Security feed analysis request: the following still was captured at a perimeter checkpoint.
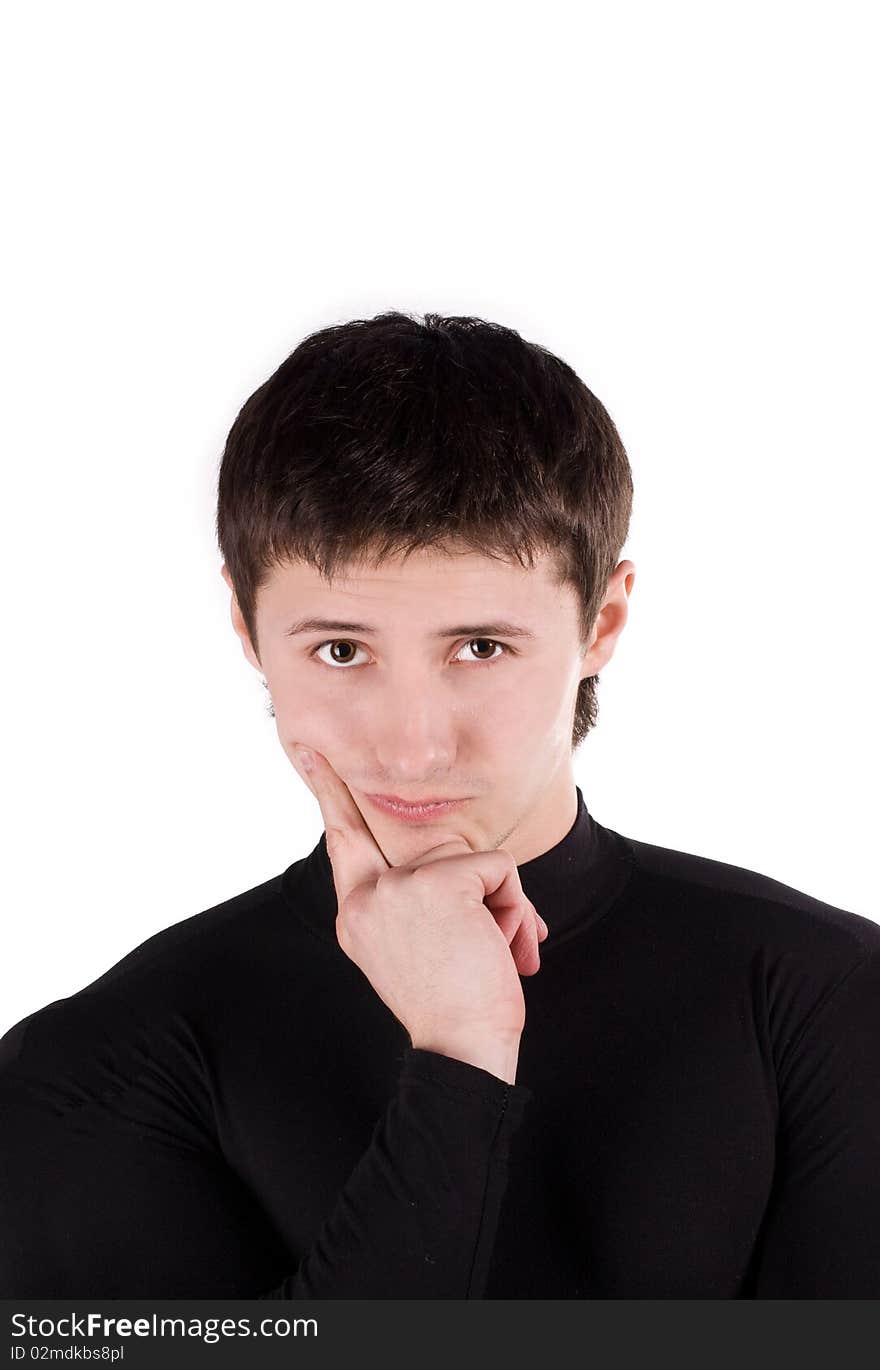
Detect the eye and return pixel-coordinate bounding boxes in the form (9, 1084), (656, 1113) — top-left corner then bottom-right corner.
(311, 640), (369, 668)
(310, 638), (511, 669)
(454, 638), (508, 664)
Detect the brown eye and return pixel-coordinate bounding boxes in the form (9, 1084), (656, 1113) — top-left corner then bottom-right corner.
(313, 640), (366, 668)
(456, 638), (506, 663)
(311, 638), (510, 669)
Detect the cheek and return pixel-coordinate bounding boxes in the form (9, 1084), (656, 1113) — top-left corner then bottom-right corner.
(275, 688), (357, 757)
(503, 663), (565, 720)
(506, 669), (576, 749)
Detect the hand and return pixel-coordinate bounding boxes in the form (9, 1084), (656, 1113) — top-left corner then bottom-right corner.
(289, 745), (549, 1054)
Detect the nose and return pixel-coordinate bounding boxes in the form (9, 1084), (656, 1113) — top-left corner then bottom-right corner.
(369, 678), (456, 782)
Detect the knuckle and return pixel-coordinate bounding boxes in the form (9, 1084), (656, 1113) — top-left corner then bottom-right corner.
(409, 863), (441, 889)
(324, 825), (347, 857)
(339, 886), (365, 921)
(334, 910), (351, 951)
(502, 848), (519, 876)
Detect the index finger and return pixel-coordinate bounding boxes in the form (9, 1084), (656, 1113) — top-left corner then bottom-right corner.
(291, 744), (389, 899)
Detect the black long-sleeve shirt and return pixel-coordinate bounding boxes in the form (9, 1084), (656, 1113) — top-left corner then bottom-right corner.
(2, 787), (879, 1297)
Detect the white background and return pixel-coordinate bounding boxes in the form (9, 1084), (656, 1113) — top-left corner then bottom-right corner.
(2, 1), (877, 1034)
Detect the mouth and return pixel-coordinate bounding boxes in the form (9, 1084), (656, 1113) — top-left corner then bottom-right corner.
(364, 793), (470, 824)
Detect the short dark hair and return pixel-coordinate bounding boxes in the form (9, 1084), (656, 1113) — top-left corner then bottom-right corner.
(215, 310), (634, 749)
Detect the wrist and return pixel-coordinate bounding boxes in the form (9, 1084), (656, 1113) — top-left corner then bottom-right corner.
(409, 1030), (522, 1086)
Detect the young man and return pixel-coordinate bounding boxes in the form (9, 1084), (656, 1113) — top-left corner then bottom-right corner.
(1, 311), (878, 1298)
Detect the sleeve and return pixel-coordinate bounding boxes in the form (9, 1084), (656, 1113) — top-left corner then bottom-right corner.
(749, 947), (880, 1297)
(261, 1048), (532, 1299)
(0, 1042), (532, 1299)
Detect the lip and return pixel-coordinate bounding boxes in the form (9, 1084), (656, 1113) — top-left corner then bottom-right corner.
(365, 793), (470, 823)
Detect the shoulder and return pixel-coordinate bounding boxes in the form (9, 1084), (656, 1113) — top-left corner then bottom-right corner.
(0, 869), (293, 1083)
(610, 830), (880, 1063)
(617, 829), (880, 959)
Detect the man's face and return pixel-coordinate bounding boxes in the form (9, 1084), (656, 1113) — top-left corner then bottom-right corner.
(224, 546), (633, 866)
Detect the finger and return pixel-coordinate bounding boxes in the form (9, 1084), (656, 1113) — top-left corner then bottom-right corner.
(491, 895), (541, 974)
(509, 912), (541, 976)
(485, 843), (547, 947)
(468, 850), (541, 971)
(291, 745), (389, 899)
(422, 838), (549, 949)
(404, 833), (475, 870)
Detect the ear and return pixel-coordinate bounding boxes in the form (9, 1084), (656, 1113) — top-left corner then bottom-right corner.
(579, 560), (636, 679)
(221, 563), (262, 672)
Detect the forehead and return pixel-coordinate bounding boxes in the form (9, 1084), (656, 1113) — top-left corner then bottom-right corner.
(259, 546), (575, 626)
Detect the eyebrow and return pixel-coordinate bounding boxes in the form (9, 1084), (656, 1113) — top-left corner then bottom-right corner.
(285, 617), (537, 640)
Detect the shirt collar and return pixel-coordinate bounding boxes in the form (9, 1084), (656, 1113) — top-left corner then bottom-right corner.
(282, 784), (634, 949)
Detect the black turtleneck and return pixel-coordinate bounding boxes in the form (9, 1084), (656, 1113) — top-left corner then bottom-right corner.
(2, 787), (879, 1297)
